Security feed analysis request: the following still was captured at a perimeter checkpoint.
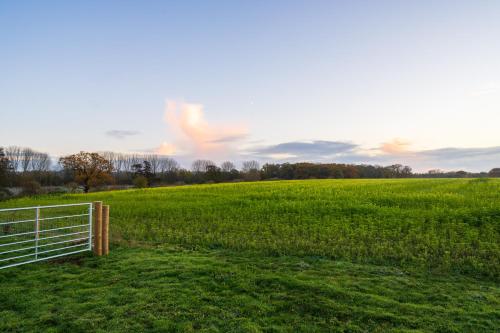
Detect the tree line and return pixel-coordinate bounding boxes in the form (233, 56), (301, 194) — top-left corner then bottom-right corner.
(0, 146), (499, 197)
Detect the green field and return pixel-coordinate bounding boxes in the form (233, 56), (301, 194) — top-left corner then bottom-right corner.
(1, 179), (499, 332)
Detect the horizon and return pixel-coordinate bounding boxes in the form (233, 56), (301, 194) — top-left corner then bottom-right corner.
(2, 145), (498, 174)
(1, 1), (499, 172)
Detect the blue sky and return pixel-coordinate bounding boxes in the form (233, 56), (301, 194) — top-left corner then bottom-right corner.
(1, 1), (499, 171)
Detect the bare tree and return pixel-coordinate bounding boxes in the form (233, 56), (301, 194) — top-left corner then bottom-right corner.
(5, 146), (22, 172)
(119, 154), (141, 173)
(21, 148), (35, 172)
(192, 159), (215, 173)
(30, 152), (51, 172)
(101, 151), (120, 171)
(242, 160), (260, 173)
(242, 160), (261, 181)
(221, 161), (235, 173)
(121, 154), (134, 172)
(145, 154), (160, 175)
(114, 153), (125, 172)
(130, 155), (141, 171)
(159, 157), (179, 173)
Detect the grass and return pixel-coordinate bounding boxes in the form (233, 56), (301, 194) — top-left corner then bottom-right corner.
(3, 179), (499, 277)
(1, 247), (499, 332)
(1, 179), (500, 332)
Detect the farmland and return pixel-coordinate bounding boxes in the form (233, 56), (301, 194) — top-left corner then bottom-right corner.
(1, 179), (500, 332)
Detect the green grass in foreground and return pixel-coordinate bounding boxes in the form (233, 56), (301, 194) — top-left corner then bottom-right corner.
(1, 179), (499, 332)
(1, 247), (499, 333)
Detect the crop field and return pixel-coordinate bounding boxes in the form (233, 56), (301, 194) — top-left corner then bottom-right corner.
(1, 179), (500, 332)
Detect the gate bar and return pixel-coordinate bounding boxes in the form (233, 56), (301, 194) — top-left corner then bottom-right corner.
(0, 249), (89, 270)
(0, 237), (90, 256)
(0, 203), (93, 213)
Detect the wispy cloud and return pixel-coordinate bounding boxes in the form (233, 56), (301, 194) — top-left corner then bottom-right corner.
(160, 100), (248, 159)
(406, 146), (500, 172)
(419, 146), (500, 159)
(105, 130), (141, 139)
(208, 134), (248, 144)
(248, 140), (358, 160)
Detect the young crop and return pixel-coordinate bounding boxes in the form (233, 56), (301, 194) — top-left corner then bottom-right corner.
(2, 179), (499, 278)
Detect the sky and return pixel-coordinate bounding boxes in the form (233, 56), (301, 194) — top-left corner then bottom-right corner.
(1, 0), (499, 172)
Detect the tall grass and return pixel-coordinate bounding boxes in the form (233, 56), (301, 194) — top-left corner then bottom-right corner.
(2, 179), (499, 278)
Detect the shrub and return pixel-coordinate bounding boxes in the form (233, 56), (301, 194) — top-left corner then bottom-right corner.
(21, 180), (42, 196)
(46, 186), (69, 195)
(133, 175), (148, 188)
(0, 188), (12, 201)
(66, 182), (83, 193)
(243, 170), (261, 181)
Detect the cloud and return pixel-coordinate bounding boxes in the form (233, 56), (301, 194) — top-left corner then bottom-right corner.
(106, 130), (140, 139)
(156, 142), (176, 155)
(357, 144), (500, 172)
(161, 100), (248, 159)
(380, 138), (412, 154)
(407, 146), (500, 172)
(243, 139), (500, 172)
(267, 153), (298, 160)
(208, 134), (249, 143)
(419, 146), (500, 159)
(248, 140), (358, 160)
(127, 142), (177, 156)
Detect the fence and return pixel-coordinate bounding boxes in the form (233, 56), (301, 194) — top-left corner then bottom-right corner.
(0, 202), (109, 270)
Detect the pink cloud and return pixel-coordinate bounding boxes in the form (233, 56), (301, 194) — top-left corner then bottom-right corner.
(162, 100), (248, 159)
(156, 142), (176, 155)
(380, 138), (412, 154)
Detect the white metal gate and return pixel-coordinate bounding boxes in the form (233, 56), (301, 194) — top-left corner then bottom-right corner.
(0, 203), (93, 270)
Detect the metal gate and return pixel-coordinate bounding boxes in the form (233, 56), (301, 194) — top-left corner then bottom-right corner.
(0, 203), (93, 270)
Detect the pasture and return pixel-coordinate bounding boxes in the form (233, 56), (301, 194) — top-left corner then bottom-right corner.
(1, 179), (499, 332)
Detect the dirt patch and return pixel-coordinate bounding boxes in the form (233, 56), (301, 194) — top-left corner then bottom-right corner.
(48, 255), (86, 266)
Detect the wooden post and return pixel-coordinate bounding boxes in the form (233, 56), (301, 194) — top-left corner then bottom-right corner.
(93, 201), (103, 256)
(102, 205), (109, 256)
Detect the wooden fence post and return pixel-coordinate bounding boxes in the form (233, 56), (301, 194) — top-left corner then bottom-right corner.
(93, 201), (102, 256)
(102, 205), (109, 256)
